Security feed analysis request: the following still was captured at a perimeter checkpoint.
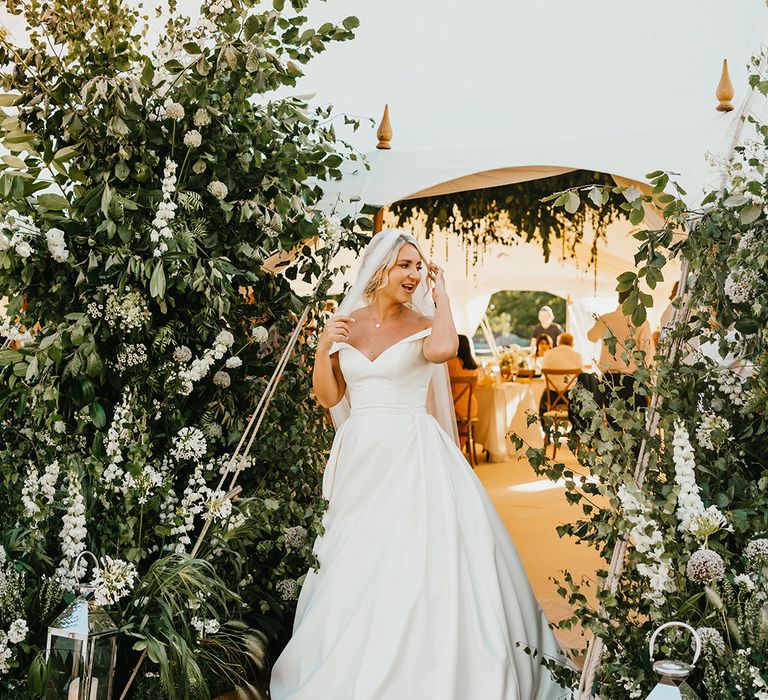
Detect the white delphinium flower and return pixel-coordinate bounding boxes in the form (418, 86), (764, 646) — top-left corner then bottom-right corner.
(714, 369), (748, 407)
(616, 484), (674, 604)
(225, 356), (242, 369)
(172, 427), (207, 462)
(697, 627), (726, 655)
(318, 213), (343, 247)
(170, 462), (206, 550)
(695, 412), (730, 451)
(149, 159), (178, 257)
(251, 325), (268, 343)
(21, 459), (60, 519)
(45, 227), (69, 262)
(734, 573), (756, 591)
(57, 473), (88, 591)
(161, 100), (185, 121)
(173, 345), (192, 363)
(183, 129), (202, 148)
(190, 617), (220, 637)
(102, 388), (134, 490)
(207, 180), (228, 200)
(671, 422), (728, 539)
(686, 548), (725, 584)
(193, 107), (211, 127)
(178, 330), (235, 394)
(213, 370), (231, 388)
(91, 556), (138, 606)
(724, 269), (760, 304)
(276, 578), (299, 601)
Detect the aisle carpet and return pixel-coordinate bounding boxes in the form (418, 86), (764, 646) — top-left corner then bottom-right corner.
(475, 448), (604, 653)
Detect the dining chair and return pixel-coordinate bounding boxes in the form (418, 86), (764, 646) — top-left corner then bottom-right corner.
(540, 368), (580, 458)
(450, 376), (479, 468)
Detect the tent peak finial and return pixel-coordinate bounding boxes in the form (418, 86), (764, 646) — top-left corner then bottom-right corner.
(716, 58), (735, 112)
(376, 104), (392, 150)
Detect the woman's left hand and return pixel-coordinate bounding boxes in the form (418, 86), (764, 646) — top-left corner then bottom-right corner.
(428, 263), (448, 304)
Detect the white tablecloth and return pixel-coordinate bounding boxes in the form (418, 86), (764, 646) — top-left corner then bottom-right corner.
(475, 380), (546, 461)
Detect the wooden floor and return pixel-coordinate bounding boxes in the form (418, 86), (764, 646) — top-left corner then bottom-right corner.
(474, 447), (604, 653)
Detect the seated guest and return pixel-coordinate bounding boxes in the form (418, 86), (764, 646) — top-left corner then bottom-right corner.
(529, 305), (563, 355)
(538, 333), (583, 415)
(532, 334), (552, 372)
(587, 289), (654, 412)
(447, 335), (479, 447)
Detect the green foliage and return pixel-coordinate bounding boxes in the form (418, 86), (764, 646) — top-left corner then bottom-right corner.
(0, 0), (360, 693)
(522, 106), (768, 696)
(390, 170), (627, 263)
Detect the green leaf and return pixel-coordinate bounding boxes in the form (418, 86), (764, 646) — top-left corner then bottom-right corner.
(86, 352), (103, 378)
(0, 94), (18, 107)
(89, 402), (107, 429)
(342, 16), (360, 30)
(1, 154), (26, 169)
(150, 260), (166, 299)
(101, 184), (113, 218)
(629, 205), (645, 225)
(38, 193), (70, 210)
(0, 349), (23, 365)
(564, 191), (580, 214)
(739, 203), (762, 225)
(53, 145), (78, 162)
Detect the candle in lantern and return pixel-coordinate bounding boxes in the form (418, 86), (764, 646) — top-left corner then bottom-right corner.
(89, 678), (99, 700)
(67, 678), (80, 700)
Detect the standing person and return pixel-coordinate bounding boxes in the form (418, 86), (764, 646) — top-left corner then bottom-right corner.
(271, 229), (567, 699)
(587, 289), (655, 410)
(530, 305), (563, 355)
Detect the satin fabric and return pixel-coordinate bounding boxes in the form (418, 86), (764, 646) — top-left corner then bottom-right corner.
(271, 330), (570, 699)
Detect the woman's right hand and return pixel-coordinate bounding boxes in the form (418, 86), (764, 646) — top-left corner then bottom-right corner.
(317, 315), (355, 351)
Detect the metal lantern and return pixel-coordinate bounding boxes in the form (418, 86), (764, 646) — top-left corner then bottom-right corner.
(646, 621), (702, 700)
(45, 552), (118, 700)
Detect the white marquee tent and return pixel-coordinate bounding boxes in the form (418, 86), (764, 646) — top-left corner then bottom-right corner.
(290, 0), (768, 347)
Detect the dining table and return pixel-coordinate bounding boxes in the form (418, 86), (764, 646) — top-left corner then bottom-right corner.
(474, 378), (546, 462)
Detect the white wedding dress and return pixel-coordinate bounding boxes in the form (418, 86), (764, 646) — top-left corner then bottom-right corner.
(270, 329), (569, 699)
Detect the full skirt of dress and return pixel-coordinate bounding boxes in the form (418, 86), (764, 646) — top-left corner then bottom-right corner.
(270, 408), (570, 700)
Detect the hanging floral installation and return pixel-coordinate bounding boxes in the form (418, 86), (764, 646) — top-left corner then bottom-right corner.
(388, 170), (628, 266)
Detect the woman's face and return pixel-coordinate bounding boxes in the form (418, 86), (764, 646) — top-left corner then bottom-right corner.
(383, 243), (422, 303)
(537, 337), (551, 356)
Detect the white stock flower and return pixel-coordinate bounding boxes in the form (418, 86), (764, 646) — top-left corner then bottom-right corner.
(7, 619), (28, 644)
(207, 180), (228, 200)
(225, 356), (242, 369)
(190, 616), (220, 637)
(183, 130), (202, 148)
(724, 269), (760, 305)
(695, 412), (730, 451)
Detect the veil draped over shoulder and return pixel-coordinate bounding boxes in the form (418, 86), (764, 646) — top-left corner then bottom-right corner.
(327, 228), (460, 446)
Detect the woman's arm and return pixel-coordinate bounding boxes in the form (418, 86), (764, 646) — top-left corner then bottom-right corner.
(312, 315), (353, 407)
(423, 263), (459, 364)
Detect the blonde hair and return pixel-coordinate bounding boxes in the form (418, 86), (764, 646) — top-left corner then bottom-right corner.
(363, 235), (427, 304)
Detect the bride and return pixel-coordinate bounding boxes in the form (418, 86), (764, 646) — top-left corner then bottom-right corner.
(270, 229), (569, 699)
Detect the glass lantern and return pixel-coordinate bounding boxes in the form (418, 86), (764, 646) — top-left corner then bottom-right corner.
(45, 552), (118, 700)
(646, 621), (702, 700)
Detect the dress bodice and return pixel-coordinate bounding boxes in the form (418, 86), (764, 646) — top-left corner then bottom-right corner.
(331, 329), (432, 412)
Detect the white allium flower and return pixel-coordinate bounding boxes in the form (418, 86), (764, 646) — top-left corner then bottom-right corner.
(163, 101), (185, 121)
(686, 548), (725, 584)
(193, 108), (211, 127)
(697, 627), (726, 655)
(173, 345), (193, 363)
(172, 427), (207, 462)
(183, 130), (202, 148)
(734, 573), (755, 591)
(724, 269), (760, 304)
(92, 556), (138, 606)
(213, 370), (231, 388)
(745, 538), (768, 567)
(251, 325), (268, 343)
(225, 356), (242, 369)
(215, 329), (235, 347)
(207, 180), (228, 200)
(276, 578), (299, 601)
(205, 422), (222, 438)
(283, 526), (307, 550)
(695, 412), (730, 451)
